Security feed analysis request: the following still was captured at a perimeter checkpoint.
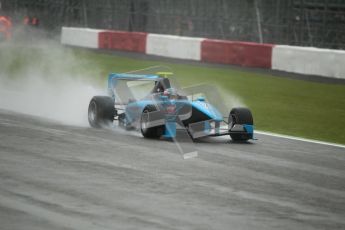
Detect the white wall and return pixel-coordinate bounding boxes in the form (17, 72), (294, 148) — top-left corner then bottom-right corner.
(61, 27), (104, 49)
(272, 45), (345, 79)
(146, 34), (203, 61)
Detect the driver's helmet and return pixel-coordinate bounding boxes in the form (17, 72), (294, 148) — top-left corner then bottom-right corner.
(163, 88), (178, 99)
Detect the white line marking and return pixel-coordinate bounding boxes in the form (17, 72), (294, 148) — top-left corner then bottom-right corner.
(183, 151), (198, 159)
(255, 130), (345, 149)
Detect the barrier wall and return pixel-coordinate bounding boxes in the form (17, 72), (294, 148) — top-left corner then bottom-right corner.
(146, 34), (203, 60)
(98, 31), (147, 53)
(61, 27), (103, 49)
(272, 45), (345, 79)
(61, 27), (345, 79)
(201, 39), (273, 68)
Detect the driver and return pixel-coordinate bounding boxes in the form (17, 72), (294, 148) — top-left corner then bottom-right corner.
(152, 81), (165, 93)
(163, 88), (178, 99)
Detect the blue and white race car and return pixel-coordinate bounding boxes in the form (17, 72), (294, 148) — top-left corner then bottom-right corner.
(88, 68), (254, 142)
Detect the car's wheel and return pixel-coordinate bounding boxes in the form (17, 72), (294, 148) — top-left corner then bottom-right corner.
(140, 105), (164, 138)
(88, 96), (115, 128)
(228, 107), (253, 141)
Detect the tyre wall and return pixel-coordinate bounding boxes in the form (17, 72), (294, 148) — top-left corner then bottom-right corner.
(201, 39), (273, 68)
(98, 31), (147, 53)
(146, 34), (203, 60)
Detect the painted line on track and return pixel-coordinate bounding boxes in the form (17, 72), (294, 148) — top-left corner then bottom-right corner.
(255, 130), (345, 149)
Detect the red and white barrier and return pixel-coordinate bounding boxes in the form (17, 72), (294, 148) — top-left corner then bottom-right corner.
(146, 34), (203, 60)
(98, 31), (147, 53)
(61, 27), (104, 49)
(202, 39), (273, 68)
(61, 27), (345, 79)
(272, 45), (345, 79)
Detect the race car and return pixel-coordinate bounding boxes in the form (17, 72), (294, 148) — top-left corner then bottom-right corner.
(88, 69), (254, 142)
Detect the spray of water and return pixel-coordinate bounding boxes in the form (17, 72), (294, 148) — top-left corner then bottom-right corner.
(181, 83), (247, 118)
(0, 38), (104, 127)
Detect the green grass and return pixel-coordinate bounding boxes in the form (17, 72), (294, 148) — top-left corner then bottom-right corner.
(2, 45), (345, 144)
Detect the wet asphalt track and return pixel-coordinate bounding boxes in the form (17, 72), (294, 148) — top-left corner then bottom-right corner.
(0, 109), (344, 230)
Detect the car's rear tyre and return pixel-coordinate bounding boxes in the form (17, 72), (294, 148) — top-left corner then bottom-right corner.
(88, 96), (115, 128)
(140, 105), (164, 138)
(228, 107), (253, 141)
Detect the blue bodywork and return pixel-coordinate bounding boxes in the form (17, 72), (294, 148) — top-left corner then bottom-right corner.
(107, 73), (254, 139)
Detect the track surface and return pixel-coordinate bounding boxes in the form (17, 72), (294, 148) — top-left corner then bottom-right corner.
(0, 109), (344, 230)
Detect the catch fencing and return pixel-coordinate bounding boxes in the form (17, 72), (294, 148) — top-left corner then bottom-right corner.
(1, 0), (345, 49)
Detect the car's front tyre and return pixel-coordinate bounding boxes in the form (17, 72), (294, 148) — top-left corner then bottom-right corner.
(228, 107), (253, 141)
(140, 105), (165, 138)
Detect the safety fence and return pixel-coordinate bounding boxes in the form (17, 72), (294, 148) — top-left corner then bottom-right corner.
(3, 0), (345, 50)
(61, 27), (345, 79)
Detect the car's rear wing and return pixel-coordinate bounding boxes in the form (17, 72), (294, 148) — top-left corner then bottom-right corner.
(108, 73), (160, 90)
(107, 73), (173, 106)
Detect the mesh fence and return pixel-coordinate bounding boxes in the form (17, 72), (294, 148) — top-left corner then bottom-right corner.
(1, 0), (344, 49)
